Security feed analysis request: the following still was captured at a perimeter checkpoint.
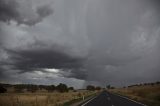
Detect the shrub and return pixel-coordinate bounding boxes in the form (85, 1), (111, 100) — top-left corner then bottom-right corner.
(95, 86), (101, 90)
(27, 84), (38, 93)
(56, 83), (68, 93)
(68, 87), (74, 90)
(0, 86), (7, 93)
(86, 85), (95, 91)
(46, 85), (55, 92)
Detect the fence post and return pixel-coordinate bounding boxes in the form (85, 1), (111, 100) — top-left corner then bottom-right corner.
(83, 95), (84, 101)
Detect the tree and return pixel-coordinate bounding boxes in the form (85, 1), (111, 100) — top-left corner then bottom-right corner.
(14, 84), (25, 93)
(46, 85), (55, 92)
(68, 87), (74, 90)
(0, 86), (7, 93)
(156, 81), (160, 85)
(56, 83), (68, 92)
(39, 85), (47, 90)
(106, 85), (111, 89)
(95, 86), (101, 90)
(27, 85), (38, 93)
(86, 85), (95, 91)
(110, 87), (115, 89)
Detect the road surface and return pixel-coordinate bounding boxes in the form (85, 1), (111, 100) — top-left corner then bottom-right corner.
(80, 91), (146, 106)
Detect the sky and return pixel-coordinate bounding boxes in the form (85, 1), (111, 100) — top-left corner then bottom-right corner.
(0, 0), (160, 88)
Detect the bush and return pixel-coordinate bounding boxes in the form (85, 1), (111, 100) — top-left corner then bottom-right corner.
(56, 83), (68, 92)
(46, 85), (55, 92)
(14, 84), (25, 93)
(0, 86), (7, 93)
(106, 85), (111, 89)
(86, 85), (95, 91)
(27, 85), (38, 93)
(68, 87), (74, 90)
(95, 86), (101, 90)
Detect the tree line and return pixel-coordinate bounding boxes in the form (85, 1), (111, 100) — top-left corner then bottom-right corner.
(1, 81), (159, 93)
(86, 85), (102, 91)
(0, 83), (73, 93)
(0, 83), (102, 93)
(126, 81), (160, 88)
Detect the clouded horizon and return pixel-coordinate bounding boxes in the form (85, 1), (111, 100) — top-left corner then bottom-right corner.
(0, 0), (160, 88)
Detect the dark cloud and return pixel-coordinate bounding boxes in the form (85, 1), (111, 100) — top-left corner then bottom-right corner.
(3, 47), (86, 80)
(0, 0), (19, 23)
(37, 5), (53, 18)
(0, 67), (5, 76)
(63, 68), (87, 79)
(0, 0), (53, 26)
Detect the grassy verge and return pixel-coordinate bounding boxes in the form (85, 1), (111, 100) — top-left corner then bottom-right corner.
(62, 91), (98, 106)
(109, 85), (160, 106)
(0, 91), (97, 106)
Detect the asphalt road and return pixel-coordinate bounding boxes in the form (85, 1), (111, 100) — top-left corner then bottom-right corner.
(80, 91), (146, 106)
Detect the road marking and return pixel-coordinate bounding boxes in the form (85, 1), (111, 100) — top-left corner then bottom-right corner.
(81, 96), (98, 106)
(107, 97), (110, 101)
(112, 93), (147, 106)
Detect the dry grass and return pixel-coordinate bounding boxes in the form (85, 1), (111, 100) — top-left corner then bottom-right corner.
(110, 85), (160, 106)
(0, 91), (96, 106)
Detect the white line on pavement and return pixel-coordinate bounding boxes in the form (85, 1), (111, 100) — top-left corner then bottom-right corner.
(112, 93), (147, 106)
(81, 95), (98, 106)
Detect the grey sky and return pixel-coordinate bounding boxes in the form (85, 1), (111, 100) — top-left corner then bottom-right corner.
(0, 0), (160, 88)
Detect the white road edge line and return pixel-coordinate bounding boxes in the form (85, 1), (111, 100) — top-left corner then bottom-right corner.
(81, 95), (98, 106)
(112, 93), (147, 106)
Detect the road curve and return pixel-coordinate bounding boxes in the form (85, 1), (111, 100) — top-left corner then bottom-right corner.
(80, 91), (147, 106)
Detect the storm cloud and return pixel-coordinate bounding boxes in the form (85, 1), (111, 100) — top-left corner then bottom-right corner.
(5, 48), (86, 78)
(0, 0), (160, 88)
(0, 0), (53, 26)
